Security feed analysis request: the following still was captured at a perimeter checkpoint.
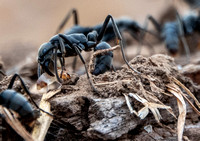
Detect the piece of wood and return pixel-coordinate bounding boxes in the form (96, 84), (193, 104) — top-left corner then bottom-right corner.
(32, 89), (61, 141)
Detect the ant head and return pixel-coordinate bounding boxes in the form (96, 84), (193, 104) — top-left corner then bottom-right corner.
(33, 109), (41, 119)
(38, 42), (55, 76)
(167, 45), (178, 55)
(38, 42), (54, 62)
(20, 109), (40, 128)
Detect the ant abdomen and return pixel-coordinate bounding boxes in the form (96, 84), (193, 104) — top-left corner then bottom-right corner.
(0, 89), (36, 120)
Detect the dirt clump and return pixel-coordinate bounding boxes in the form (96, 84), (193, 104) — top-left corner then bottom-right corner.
(45, 54), (200, 141)
(0, 54), (199, 140)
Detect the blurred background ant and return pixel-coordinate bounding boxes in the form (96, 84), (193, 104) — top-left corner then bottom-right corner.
(0, 74), (53, 140)
(0, 74), (52, 124)
(141, 7), (200, 65)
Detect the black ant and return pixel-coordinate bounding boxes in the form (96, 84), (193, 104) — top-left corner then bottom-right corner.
(55, 9), (155, 71)
(143, 11), (192, 63)
(0, 74), (52, 124)
(37, 14), (140, 93)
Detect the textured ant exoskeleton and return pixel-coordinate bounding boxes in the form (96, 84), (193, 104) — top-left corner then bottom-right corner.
(0, 74), (52, 124)
(37, 14), (140, 92)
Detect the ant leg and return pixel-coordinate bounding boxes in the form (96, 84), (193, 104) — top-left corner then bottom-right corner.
(58, 34), (98, 92)
(58, 37), (67, 76)
(139, 15), (162, 42)
(97, 15), (140, 74)
(7, 74), (22, 89)
(55, 8), (79, 34)
(176, 11), (190, 64)
(53, 47), (63, 83)
(58, 57), (65, 77)
(137, 15), (161, 55)
(73, 45), (98, 93)
(120, 35), (130, 61)
(145, 15), (162, 33)
(72, 57), (77, 73)
(0, 70), (6, 76)
(53, 41), (68, 83)
(55, 8), (79, 72)
(127, 31), (150, 56)
(37, 63), (42, 78)
(7, 74), (53, 117)
(58, 36), (66, 55)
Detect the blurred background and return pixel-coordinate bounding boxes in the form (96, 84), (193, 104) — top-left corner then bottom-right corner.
(0, 0), (193, 71)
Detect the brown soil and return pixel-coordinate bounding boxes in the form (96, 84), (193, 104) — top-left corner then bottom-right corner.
(1, 54), (194, 141)
(1, 53), (200, 140)
(44, 54), (200, 141)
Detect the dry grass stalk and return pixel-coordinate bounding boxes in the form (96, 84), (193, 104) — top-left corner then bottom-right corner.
(127, 93), (173, 122)
(43, 89), (61, 101)
(123, 94), (138, 115)
(32, 89), (60, 141)
(166, 77), (200, 141)
(172, 77), (200, 110)
(94, 79), (131, 86)
(181, 93), (200, 115)
(167, 83), (186, 141)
